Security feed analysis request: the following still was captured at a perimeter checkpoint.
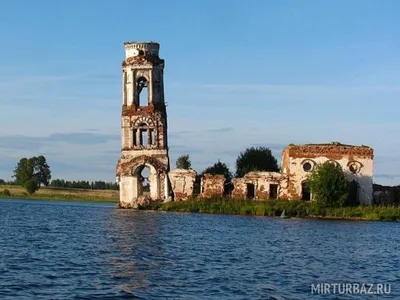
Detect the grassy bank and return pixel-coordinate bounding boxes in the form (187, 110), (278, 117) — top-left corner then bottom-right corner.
(3, 187), (399, 222)
(141, 197), (400, 222)
(0, 185), (119, 203)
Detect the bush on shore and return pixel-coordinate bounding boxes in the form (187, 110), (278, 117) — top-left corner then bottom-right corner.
(0, 189), (11, 196)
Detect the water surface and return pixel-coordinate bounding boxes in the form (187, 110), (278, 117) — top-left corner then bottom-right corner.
(0, 199), (399, 299)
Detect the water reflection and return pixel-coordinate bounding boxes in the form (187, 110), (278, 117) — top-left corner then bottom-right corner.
(104, 210), (167, 295)
(1, 200), (400, 299)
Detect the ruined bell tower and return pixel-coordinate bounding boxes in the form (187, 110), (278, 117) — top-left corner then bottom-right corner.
(116, 41), (170, 208)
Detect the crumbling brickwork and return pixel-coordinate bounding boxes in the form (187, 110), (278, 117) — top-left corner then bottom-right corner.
(200, 174), (225, 198)
(231, 178), (247, 199)
(280, 142), (374, 204)
(116, 42), (171, 208)
(168, 169), (197, 200)
(231, 172), (283, 200)
(229, 142), (373, 204)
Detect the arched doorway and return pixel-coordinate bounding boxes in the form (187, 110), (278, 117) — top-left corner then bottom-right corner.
(135, 165), (150, 196)
(132, 163), (160, 199)
(301, 181), (311, 201)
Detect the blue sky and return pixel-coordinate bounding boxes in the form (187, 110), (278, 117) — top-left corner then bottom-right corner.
(0, 0), (399, 185)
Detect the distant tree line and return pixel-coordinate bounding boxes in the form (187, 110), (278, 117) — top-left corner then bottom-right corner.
(0, 179), (17, 185)
(49, 179), (119, 190)
(0, 178), (119, 191)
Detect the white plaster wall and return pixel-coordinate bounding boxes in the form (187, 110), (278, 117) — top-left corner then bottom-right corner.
(287, 156), (373, 204)
(124, 69), (133, 106)
(120, 176), (135, 206)
(122, 71), (126, 105)
(148, 172), (160, 199)
(278, 177), (289, 199)
(168, 169), (197, 199)
(164, 176), (170, 201)
(121, 118), (130, 149)
(126, 86), (133, 106)
(148, 70), (153, 104)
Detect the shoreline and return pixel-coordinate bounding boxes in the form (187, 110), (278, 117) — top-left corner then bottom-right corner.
(1, 185), (399, 222)
(142, 208), (375, 222)
(140, 208), (374, 222)
(305, 215), (370, 221)
(0, 196), (381, 221)
(0, 196), (376, 221)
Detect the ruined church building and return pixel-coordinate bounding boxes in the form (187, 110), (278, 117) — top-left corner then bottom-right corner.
(116, 42), (374, 208)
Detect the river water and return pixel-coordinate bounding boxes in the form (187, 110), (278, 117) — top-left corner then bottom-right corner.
(0, 199), (399, 299)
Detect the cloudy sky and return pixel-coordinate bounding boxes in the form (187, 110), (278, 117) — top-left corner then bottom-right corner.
(0, 0), (399, 185)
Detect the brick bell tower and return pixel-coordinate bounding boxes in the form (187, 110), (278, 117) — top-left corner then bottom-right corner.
(116, 41), (170, 208)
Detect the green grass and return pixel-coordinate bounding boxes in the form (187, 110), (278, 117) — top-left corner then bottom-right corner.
(139, 197), (400, 222)
(0, 185), (119, 203)
(141, 197), (326, 217)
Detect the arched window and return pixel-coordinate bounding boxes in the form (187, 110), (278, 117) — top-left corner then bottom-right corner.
(301, 159), (316, 172)
(133, 122), (155, 147)
(136, 76), (148, 106)
(347, 161), (363, 174)
(303, 162), (312, 172)
(139, 123), (148, 146)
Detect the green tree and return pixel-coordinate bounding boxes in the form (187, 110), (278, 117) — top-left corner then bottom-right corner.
(13, 156), (52, 194)
(176, 154), (191, 169)
(307, 162), (350, 207)
(235, 146), (279, 178)
(13, 158), (33, 186)
(33, 155), (51, 186)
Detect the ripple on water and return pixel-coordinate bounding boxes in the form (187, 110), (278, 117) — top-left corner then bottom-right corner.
(0, 199), (399, 299)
